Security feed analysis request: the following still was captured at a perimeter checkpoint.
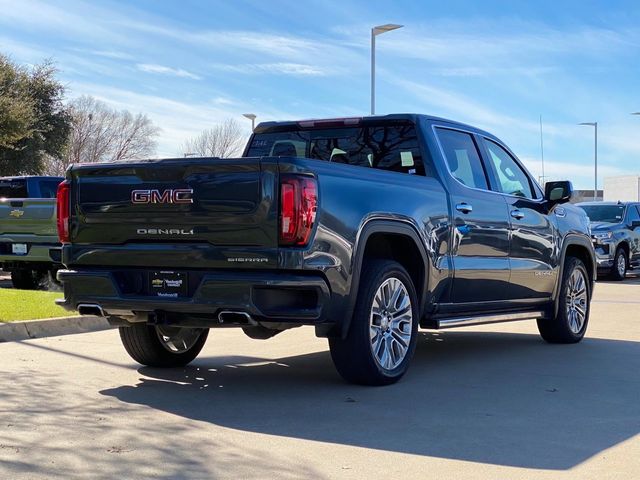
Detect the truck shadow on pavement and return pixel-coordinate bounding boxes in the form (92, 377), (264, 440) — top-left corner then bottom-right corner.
(100, 331), (640, 470)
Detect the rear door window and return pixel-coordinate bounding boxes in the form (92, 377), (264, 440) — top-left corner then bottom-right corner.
(435, 128), (488, 190)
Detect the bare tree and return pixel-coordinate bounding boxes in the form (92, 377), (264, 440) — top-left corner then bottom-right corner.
(181, 119), (245, 158)
(44, 96), (159, 174)
(110, 110), (159, 161)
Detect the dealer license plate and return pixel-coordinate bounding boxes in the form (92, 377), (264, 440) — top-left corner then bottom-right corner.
(150, 271), (188, 298)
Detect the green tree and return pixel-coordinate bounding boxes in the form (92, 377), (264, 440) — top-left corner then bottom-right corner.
(0, 55), (71, 175)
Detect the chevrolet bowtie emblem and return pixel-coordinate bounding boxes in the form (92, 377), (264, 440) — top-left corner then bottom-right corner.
(9, 209), (24, 218)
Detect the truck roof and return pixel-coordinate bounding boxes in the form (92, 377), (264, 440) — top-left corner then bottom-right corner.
(254, 113), (499, 140)
(0, 176), (64, 181)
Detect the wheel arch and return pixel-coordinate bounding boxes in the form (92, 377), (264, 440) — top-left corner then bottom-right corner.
(552, 234), (596, 317)
(336, 219), (430, 339)
(615, 240), (630, 263)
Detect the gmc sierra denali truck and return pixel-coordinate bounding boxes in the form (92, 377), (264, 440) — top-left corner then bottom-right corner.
(0, 176), (64, 289)
(56, 114), (595, 385)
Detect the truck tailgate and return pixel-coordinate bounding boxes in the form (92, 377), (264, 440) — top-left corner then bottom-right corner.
(0, 199), (57, 237)
(66, 157), (279, 269)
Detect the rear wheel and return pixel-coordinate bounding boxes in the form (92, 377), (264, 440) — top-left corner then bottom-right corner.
(610, 247), (627, 281)
(329, 259), (418, 386)
(119, 324), (209, 367)
(537, 256), (590, 343)
(10, 269), (43, 290)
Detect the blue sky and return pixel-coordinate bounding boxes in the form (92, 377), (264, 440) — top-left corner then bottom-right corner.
(1, 0), (639, 188)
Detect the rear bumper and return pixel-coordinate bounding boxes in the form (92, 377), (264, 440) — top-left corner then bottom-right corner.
(0, 239), (61, 268)
(56, 268), (332, 325)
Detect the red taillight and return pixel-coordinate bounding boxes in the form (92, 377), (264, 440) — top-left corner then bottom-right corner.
(279, 176), (317, 246)
(56, 180), (71, 243)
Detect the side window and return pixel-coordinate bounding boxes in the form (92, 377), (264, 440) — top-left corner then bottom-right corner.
(627, 205), (640, 224)
(483, 140), (534, 199)
(436, 128), (488, 190)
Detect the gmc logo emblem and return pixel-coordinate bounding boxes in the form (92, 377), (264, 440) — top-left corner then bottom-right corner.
(131, 188), (194, 204)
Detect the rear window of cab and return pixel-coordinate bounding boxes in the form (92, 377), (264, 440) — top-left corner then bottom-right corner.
(247, 124), (432, 176)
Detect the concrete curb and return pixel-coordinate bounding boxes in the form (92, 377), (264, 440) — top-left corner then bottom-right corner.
(0, 315), (113, 342)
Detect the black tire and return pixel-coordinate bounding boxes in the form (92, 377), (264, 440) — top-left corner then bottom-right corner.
(10, 269), (42, 290)
(610, 247), (627, 281)
(537, 256), (590, 343)
(329, 259), (419, 386)
(119, 324), (209, 367)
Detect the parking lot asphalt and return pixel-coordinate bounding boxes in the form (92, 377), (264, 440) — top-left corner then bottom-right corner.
(0, 276), (639, 479)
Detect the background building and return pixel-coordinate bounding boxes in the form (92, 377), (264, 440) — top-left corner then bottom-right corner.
(571, 190), (603, 203)
(603, 175), (640, 202)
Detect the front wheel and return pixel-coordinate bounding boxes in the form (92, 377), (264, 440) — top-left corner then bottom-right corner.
(119, 324), (209, 367)
(329, 259), (419, 386)
(610, 247), (627, 281)
(537, 256), (591, 343)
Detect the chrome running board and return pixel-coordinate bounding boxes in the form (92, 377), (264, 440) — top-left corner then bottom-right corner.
(437, 310), (545, 329)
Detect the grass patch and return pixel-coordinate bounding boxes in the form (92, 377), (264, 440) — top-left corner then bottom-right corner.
(0, 289), (74, 322)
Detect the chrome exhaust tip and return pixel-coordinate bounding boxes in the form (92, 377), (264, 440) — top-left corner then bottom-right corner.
(77, 303), (105, 317)
(217, 311), (255, 325)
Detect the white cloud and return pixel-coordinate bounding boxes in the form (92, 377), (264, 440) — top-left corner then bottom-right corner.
(212, 62), (328, 76)
(0, 36), (48, 62)
(212, 96), (237, 106)
(0, 0), (126, 44)
(136, 63), (201, 80)
(374, 22), (638, 66)
(393, 78), (540, 134)
(119, 21), (364, 72)
(88, 50), (135, 60)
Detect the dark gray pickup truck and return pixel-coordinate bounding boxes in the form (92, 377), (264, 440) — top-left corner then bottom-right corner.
(577, 201), (640, 280)
(56, 114), (595, 385)
(0, 176), (64, 289)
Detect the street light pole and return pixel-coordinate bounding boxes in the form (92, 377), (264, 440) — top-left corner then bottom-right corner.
(242, 113), (257, 132)
(539, 115), (545, 185)
(371, 31), (375, 116)
(370, 24), (403, 115)
(579, 122), (598, 201)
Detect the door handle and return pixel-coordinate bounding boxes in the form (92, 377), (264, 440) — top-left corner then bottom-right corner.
(456, 203), (473, 214)
(510, 209), (525, 220)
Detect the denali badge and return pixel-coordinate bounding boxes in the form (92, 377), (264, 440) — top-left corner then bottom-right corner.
(131, 188), (193, 204)
(137, 228), (194, 235)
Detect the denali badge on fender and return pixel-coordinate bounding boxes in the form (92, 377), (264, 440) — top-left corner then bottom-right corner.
(131, 188), (193, 204)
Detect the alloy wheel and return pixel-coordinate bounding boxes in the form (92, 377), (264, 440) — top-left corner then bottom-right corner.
(155, 326), (205, 354)
(369, 277), (413, 370)
(617, 252), (626, 278)
(565, 269), (588, 334)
